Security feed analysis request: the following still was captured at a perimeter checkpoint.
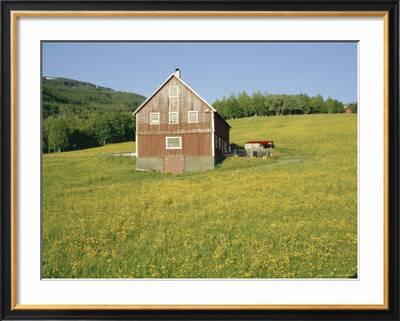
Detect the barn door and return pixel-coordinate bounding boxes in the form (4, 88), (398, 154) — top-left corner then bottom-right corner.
(163, 155), (185, 174)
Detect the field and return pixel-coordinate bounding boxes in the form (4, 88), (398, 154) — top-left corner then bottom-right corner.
(42, 114), (357, 278)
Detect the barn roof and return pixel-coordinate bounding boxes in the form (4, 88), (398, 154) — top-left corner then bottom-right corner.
(132, 72), (231, 128)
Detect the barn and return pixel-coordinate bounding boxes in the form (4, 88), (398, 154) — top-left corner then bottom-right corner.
(133, 69), (231, 174)
(344, 105), (353, 113)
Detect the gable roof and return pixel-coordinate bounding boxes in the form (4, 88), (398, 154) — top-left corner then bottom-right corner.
(132, 72), (231, 128)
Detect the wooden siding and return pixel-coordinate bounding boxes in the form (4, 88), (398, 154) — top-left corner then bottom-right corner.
(214, 113), (230, 157)
(136, 76), (213, 157)
(138, 133), (211, 157)
(136, 75), (230, 161)
(214, 113), (230, 141)
(137, 77), (212, 133)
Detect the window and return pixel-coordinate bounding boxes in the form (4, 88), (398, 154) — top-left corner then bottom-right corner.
(166, 136), (182, 149)
(169, 111), (179, 124)
(188, 111), (199, 123)
(149, 112), (160, 125)
(169, 86), (179, 98)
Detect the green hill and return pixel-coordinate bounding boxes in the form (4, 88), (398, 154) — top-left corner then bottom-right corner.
(42, 77), (146, 118)
(42, 114), (357, 279)
(42, 77), (147, 152)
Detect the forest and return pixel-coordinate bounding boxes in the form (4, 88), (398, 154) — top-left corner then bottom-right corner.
(42, 77), (356, 153)
(213, 91), (357, 119)
(42, 77), (145, 153)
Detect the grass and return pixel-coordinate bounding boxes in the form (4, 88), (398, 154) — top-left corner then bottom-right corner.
(42, 114), (357, 278)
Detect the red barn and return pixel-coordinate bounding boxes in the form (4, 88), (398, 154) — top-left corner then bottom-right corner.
(344, 105), (353, 113)
(133, 69), (231, 174)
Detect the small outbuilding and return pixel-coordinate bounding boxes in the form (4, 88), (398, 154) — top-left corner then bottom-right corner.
(133, 69), (231, 174)
(244, 140), (274, 158)
(344, 105), (353, 113)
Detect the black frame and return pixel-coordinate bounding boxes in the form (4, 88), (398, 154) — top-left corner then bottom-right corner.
(1, 1), (399, 320)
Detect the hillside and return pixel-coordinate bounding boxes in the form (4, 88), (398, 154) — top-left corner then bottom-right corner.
(42, 114), (357, 279)
(42, 77), (147, 152)
(42, 77), (146, 118)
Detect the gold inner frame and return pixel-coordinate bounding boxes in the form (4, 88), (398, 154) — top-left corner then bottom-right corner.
(9, 10), (389, 311)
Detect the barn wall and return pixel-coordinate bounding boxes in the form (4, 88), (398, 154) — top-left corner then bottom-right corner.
(184, 156), (214, 172)
(136, 77), (213, 140)
(136, 133), (214, 172)
(214, 114), (230, 142)
(213, 113), (230, 161)
(135, 75), (230, 172)
(136, 155), (214, 172)
(138, 133), (211, 157)
(136, 157), (163, 172)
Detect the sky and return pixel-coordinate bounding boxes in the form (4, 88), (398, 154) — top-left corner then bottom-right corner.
(42, 42), (357, 104)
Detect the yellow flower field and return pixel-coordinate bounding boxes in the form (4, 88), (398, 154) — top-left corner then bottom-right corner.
(42, 114), (357, 278)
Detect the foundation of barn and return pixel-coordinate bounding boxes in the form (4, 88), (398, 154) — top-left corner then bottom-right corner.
(136, 156), (215, 174)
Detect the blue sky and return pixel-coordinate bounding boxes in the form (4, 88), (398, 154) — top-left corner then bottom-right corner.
(42, 42), (357, 104)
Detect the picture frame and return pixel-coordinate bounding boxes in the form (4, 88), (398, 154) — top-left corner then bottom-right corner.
(1, 0), (399, 320)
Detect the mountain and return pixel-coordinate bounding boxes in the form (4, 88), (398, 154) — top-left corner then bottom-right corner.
(42, 77), (146, 118)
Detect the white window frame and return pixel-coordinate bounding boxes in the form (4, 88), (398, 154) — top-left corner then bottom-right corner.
(149, 112), (160, 125)
(188, 111), (199, 123)
(169, 111), (179, 124)
(165, 136), (182, 150)
(169, 86), (179, 98)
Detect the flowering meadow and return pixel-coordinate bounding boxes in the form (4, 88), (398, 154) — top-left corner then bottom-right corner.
(42, 114), (357, 278)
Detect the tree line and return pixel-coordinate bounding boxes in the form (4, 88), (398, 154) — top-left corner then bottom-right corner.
(43, 76), (357, 153)
(43, 112), (134, 153)
(213, 92), (357, 119)
(42, 77), (144, 153)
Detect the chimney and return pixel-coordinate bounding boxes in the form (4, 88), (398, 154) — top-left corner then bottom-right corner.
(174, 68), (181, 78)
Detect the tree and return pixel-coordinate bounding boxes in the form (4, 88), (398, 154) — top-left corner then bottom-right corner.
(310, 95), (325, 114)
(90, 113), (114, 145)
(252, 91), (267, 116)
(87, 111), (134, 146)
(237, 91), (253, 117)
(47, 117), (70, 152)
(325, 97), (343, 114)
(211, 92), (347, 119)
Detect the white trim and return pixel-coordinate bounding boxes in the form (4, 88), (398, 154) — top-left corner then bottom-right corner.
(149, 112), (160, 125)
(165, 136), (182, 150)
(187, 110), (199, 123)
(169, 111), (179, 124)
(211, 111), (215, 157)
